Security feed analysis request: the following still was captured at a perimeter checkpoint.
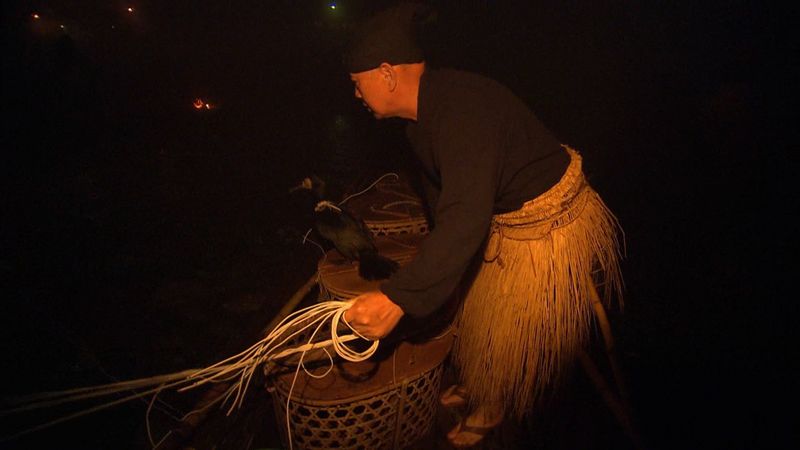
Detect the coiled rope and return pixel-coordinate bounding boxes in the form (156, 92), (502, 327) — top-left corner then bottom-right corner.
(3, 172), (402, 446)
(2, 300), (377, 448)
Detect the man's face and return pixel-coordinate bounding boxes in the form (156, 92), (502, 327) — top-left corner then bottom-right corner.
(349, 68), (392, 119)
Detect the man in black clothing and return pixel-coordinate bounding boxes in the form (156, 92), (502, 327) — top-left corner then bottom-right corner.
(343, 3), (623, 447)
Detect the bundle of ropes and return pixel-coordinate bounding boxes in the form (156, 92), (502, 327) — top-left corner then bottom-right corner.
(2, 172), (411, 448)
(2, 300), (377, 448)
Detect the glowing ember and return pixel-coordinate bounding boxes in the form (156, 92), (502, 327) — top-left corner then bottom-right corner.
(193, 98), (217, 110)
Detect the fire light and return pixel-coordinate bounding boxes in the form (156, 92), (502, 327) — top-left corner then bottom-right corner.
(32, 13), (40, 20)
(127, 7), (134, 13)
(193, 98), (217, 110)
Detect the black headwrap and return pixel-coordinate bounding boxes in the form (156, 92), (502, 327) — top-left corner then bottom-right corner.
(344, 2), (432, 73)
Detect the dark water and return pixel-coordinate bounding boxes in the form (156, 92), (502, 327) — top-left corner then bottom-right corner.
(2, 2), (792, 449)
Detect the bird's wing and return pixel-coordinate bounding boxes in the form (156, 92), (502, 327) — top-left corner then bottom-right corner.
(345, 208), (375, 245)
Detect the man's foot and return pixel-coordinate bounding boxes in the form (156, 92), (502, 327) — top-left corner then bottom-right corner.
(446, 404), (504, 448)
(439, 384), (469, 409)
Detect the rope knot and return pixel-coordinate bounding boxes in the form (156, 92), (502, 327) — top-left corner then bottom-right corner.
(484, 222), (505, 267)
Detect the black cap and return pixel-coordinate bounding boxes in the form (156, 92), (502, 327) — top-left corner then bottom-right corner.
(344, 2), (431, 73)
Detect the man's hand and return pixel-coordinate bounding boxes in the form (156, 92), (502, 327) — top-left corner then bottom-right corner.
(344, 290), (405, 340)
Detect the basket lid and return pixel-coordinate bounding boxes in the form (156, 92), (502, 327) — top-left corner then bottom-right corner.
(270, 326), (454, 403)
(318, 234), (422, 298)
(343, 175), (428, 232)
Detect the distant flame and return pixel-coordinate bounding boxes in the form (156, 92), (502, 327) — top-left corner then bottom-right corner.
(193, 98), (217, 110)
(127, 7), (134, 13)
(32, 13), (40, 20)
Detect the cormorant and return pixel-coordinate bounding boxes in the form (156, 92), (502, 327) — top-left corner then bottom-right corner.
(291, 176), (399, 281)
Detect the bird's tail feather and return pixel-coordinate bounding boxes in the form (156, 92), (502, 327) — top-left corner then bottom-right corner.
(358, 251), (399, 281)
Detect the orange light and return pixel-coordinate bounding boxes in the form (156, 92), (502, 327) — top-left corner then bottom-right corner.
(193, 98), (217, 110)
(127, 7), (134, 13)
(32, 13), (40, 20)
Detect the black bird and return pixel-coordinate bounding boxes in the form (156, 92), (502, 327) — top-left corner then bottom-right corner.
(291, 176), (399, 281)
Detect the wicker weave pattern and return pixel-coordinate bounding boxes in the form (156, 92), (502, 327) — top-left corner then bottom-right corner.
(285, 184), (443, 449)
(364, 218), (429, 236)
(272, 365), (443, 450)
(317, 234), (422, 302)
(344, 175), (429, 237)
(395, 367), (441, 448)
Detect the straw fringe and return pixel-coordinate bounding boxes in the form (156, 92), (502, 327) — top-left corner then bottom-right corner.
(452, 147), (623, 419)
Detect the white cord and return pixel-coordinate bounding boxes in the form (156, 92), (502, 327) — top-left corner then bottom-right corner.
(3, 301), (378, 445)
(314, 200), (342, 212)
(277, 301), (378, 450)
(338, 173), (399, 206)
(176, 301), (376, 409)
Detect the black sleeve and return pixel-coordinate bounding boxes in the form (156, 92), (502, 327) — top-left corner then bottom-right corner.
(381, 111), (501, 317)
(417, 172), (440, 228)
(402, 151), (440, 227)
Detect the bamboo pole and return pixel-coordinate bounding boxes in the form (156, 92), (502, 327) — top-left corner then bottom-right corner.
(577, 350), (644, 450)
(260, 273), (320, 336)
(581, 279), (643, 449)
(588, 280), (632, 404)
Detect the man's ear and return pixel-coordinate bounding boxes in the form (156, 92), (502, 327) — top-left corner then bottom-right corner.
(378, 63), (397, 91)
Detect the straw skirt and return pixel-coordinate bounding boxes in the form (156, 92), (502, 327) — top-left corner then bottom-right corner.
(452, 146), (624, 419)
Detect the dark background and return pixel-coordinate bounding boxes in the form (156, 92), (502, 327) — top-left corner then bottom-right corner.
(1, 1), (793, 449)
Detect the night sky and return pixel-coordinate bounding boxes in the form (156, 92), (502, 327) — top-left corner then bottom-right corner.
(1, 1), (793, 449)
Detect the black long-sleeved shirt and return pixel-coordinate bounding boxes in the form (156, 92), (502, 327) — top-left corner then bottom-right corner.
(380, 68), (569, 318)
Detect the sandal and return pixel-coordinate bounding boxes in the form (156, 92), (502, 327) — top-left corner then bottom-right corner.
(446, 413), (503, 448)
(439, 384), (469, 409)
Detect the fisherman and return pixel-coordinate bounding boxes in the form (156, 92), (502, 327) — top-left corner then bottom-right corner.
(342, 3), (624, 447)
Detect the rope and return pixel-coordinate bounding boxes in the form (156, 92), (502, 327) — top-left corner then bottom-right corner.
(338, 172), (399, 206)
(1, 301), (378, 445)
(381, 199), (422, 210)
(4, 174), (410, 445)
(314, 200), (342, 212)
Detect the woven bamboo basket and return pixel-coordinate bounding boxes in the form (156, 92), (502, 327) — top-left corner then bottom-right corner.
(268, 326), (453, 450)
(344, 175), (429, 236)
(269, 234), (452, 449)
(317, 234), (421, 302)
